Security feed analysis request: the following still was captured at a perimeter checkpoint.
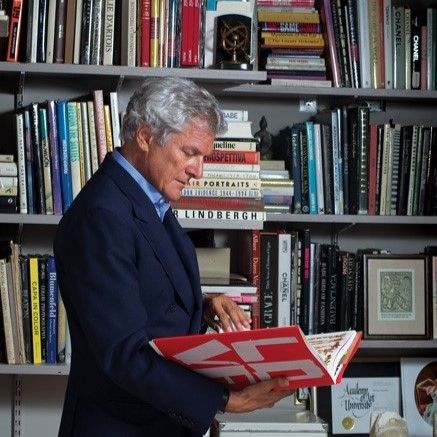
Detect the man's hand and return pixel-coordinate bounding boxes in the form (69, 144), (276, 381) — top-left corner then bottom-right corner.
(225, 378), (295, 413)
(203, 294), (251, 332)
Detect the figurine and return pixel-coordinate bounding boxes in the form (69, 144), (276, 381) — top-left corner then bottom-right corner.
(254, 116), (273, 160)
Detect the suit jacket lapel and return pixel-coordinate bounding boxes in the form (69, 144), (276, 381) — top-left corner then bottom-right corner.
(100, 154), (195, 316)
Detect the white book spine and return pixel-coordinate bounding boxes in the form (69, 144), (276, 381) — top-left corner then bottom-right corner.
(426, 8), (433, 90)
(109, 91), (121, 148)
(103, 0), (116, 65)
(357, 0), (371, 88)
(121, 0), (137, 66)
(73, 0), (83, 64)
(29, 1), (40, 63)
(222, 110), (249, 122)
(45, 0), (57, 63)
(383, 0), (393, 88)
(173, 209), (266, 222)
(0, 162), (18, 177)
(277, 233), (291, 327)
(15, 113), (28, 214)
(202, 170), (260, 180)
(203, 163), (260, 172)
(187, 178), (261, 189)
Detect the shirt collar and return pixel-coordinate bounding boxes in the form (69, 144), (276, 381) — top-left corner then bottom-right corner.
(112, 148), (170, 222)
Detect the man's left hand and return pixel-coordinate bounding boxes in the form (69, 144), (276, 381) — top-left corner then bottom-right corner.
(203, 295), (251, 332)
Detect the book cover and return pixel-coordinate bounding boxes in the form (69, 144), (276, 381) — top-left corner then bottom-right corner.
(149, 325), (362, 391)
(29, 256), (41, 364)
(45, 256), (58, 364)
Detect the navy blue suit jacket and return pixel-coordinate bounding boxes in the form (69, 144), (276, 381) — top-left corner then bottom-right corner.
(54, 153), (224, 436)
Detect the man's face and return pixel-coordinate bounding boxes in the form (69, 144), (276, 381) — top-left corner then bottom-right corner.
(138, 119), (215, 202)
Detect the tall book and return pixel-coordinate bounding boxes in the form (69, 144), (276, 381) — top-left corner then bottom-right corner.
(29, 257), (42, 364)
(6, 0), (24, 62)
(45, 256), (58, 364)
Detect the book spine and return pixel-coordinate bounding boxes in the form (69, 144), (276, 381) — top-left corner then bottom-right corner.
(277, 233), (291, 326)
(15, 113), (27, 214)
(37, 0), (48, 62)
(203, 163), (260, 172)
(418, 128), (431, 215)
(38, 256), (47, 362)
(90, 0), (103, 65)
(87, 100), (99, 174)
(0, 259), (15, 363)
(407, 125), (419, 215)
(397, 126), (412, 215)
(103, 105), (113, 153)
(73, 0), (83, 64)
(368, 124), (378, 215)
(63, 0), (77, 64)
(45, 256), (58, 364)
(181, 188), (261, 198)
(121, 0), (137, 66)
(29, 257), (41, 364)
(383, 0), (393, 88)
(23, 110), (35, 214)
(202, 170), (260, 179)
(305, 121), (318, 214)
(412, 126), (424, 216)
(19, 256), (33, 363)
(357, 0), (371, 88)
(172, 197), (264, 211)
(258, 11), (320, 23)
(213, 139), (258, 152)
(325, 244), (339, 332)
(204, 151), (259, 165)
(66, 102), (81, 201)
(75, 102), (85, 187)
(298, 228), (311, 334)
(321, 124), (333, 214)
(25, 0), (39, 63)
(368, 0), (383, 89)
(357, 107), (369, 214)
(79, 102), (92, 182)
(300, 126), (309, 213)
(56, 101), (73, 212)
(420, 24), (427, 91)
(404, 7), (412, 90)
(6, 0), (24, 62)
(313, 123), (325, 214)
(187, 178), (261, 189)
(172, 209), (266, 222)
(291, 125), (302, 213)
(80, 0), (94, 64)
(393, 6), (405, 89)
(57, 293), (66, 363)
(54, 0), (67, 63)
(92, 90), (107, 164)
(45, 0), (57, 63)
(38, 107), (54, 214)
(47, 101), (63, 215)
(260, 232), (278, 328)
(411, 11), (422, 90)
(102, 0), (116, 65)
(389, 124), (401, 215)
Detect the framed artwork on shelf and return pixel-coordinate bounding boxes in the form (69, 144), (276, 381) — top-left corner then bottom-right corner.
(316, 362), (401, 436)
(401, 358), (437, 437)
(363, 254), (431, 340)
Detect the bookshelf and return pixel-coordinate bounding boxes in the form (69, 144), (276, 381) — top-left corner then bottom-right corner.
(1, 1), (437, 435)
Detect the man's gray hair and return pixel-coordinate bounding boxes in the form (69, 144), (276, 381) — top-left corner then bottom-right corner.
(121, 77), (228, 146)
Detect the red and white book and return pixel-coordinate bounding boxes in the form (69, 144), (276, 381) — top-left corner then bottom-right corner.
(149, 326), (362, 390)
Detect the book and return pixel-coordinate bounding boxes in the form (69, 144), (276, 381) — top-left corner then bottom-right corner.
(149, 325), (362, 391)
(201, 277), (257, 295)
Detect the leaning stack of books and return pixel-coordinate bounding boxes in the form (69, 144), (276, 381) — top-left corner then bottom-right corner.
(257, 0), (330, 87)
(0, 154), (18, 213)
(172, 110), (266, 228)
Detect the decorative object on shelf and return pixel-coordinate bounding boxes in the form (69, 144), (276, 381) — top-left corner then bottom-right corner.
(215, 14), (253, 70)
(363, 254), (431, 340)
(254, 116), (273, 159)
(401, 357), (437, 437)
(369, 411), (408, 437)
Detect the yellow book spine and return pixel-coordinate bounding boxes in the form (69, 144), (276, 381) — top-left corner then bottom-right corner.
(261, 32), (323, 42)
(104, 105), (114, 152)
(29, 257), (41, 364)
(257, 11), (320, 24)
(150, 0), (160, 67)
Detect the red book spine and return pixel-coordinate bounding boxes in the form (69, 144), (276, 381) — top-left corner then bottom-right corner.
(250, 230), (261, 329)
(180, 0), (189, 65)
(368, 124), (378, 215)
(6, 0), (23, 62)
(203, 151), (260, 164)
(192, 0), (201, 66)
(140, 0), (151, 66)
(172, 197), (264, 211)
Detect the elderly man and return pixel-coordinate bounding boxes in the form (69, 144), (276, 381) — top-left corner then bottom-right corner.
(54, 77), (292, 437)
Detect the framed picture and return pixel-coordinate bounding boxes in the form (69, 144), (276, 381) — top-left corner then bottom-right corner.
(401, 358), (437, 437)
(363, 254), (431, 340)
(316, 362), (401, 435)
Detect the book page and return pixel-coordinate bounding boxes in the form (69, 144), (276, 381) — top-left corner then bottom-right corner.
(306, 331), (358, 379)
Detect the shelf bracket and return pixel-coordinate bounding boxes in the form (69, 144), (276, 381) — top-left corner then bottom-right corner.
(16, 72), (25, 111)
(12, 375), (22, 437)
(116, 75), (125, 93)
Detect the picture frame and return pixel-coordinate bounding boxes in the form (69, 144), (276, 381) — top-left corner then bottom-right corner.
(401, 357), (437, 437)
(316, 362), (401, 436)
(363, 254), (431, 340)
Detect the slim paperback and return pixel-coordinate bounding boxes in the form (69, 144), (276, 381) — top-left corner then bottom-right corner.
(149, 325), (362, 390)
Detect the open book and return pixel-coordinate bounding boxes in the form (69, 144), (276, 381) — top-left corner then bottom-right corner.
(149, 325), (362, 390)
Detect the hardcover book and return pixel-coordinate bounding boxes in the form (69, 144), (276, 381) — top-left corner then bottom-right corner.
(149, 325), (362, 390)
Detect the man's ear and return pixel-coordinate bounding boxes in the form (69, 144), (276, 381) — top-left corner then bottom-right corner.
(136, 124), (153, 152)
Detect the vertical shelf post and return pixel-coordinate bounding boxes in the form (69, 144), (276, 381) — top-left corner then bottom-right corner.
(12, 375), (22, 436)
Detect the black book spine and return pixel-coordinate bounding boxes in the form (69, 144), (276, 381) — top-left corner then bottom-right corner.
(259, 233), (278, 328)
(300, 127), (309, 214)
(30, 103), (46, 214)
(54, 0), (67, 62)
(418, 127), (431, 215)
(334, 0), (351, 87)
(410, 12), (422, 90)
(298, 229), (311, 334)
(325, 244), (339, 332)
(375, 125), (384, 214)
(321, 124), (334, 214)
(37, 0), (48, 62)
(341, 106), (350, 214)
(291, 125), (302, 214)
(19, 255), (33, 363)
(347, 107), (358, 214)
(425, 127), (437, 215)
(80, 0), (94, 64)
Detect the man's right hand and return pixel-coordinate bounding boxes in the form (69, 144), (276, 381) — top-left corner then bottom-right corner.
(225, 378), (295, 413)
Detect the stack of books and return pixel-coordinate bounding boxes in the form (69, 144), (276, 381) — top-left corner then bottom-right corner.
(0, 154), (18, 213)
(257, 0), (330, 87)
(172, 110), (266, 228)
